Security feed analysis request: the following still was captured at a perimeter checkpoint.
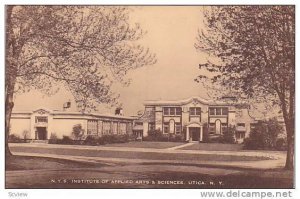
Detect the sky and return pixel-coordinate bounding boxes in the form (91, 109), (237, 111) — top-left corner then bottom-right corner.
(13, 6), (214, 116)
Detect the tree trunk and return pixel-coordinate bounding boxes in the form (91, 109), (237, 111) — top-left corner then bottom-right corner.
(284, 115), (294, 170)
(285, 133), (294, 170)
(5, 87), (14, 158)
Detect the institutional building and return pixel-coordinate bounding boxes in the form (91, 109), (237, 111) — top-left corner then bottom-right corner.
(136, 96), (256, 143)
(10, 108), (134, 141)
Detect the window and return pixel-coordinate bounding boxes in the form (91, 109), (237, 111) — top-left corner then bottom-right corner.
(222, 108), (228, 115)
(209, 123), (216, 134)
(112, 122), (118, 134)
(175, 108), (182, 115)
(163, 122), (169, 134)
(190, 107), (201, 116)
(250, 123), (256, 130)
(175, 123), (181, 134)
(163, 107), (170, 115)
(209, 107), (229, 116)
(35, 116), (48, 123)
(148, 122), (155, 131)
(216, 108), (222, 115)
(119, 123), (127, 134)
(103, 121), (111, 135)
(97, 121), (102, 136)
(126, 122), (133, 134)
(209, 108), (215, 116)
(87, 120), (98, 135)
(163, 107), (182, 116)
(170, 108), (175, 115)
(221, 123), (228, 134)
(237, 123), (245, 127)
(236, 132), (245, 139)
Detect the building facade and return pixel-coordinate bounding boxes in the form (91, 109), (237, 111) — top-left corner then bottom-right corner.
(137, 97), (256, 143)
(10, 108), (134, 140)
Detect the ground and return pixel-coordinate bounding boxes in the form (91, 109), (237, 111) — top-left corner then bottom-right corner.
(6, 142), (293, 189)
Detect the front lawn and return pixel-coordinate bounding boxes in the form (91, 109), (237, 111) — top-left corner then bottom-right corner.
(6, 155), (102, 171)
(102, 141), (184, 149)
(10, 145), (271, 162)
(181, 143), (243, 151)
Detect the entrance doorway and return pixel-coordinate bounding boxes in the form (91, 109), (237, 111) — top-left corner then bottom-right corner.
(189, 127), (200, 141)
(36, 127), (47, 140)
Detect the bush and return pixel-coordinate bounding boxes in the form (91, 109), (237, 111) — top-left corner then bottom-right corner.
(8, 134), (24, 143)
(22, 130), (30, 140)
(243, 118), (283, 150)
(275, 138), (287, 151)
(221, 125), (236, 144)
(48, 133), (60, 144)
(72, 124), (85, 140)
(144, 129), (184, 142)
(84, 135), (100, 146)
(61, 136), (73, 145)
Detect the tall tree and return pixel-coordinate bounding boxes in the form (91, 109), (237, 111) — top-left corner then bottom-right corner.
(195, 6), (295, 169)
(5, 6), (156, 157)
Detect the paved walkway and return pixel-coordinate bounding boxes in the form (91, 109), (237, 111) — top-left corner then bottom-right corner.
(167, 142), (195, 150)
(9, 143), (286, 170)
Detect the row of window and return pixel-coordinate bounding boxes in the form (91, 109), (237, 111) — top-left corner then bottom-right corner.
(87, 120), (132, 136)
(163, 107), (229, 116)
(209, 107), (228, 116)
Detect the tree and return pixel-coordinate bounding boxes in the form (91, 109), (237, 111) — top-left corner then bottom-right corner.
(243, 118), (283, 150)
(71, 124), (85, 140)
(222, 125), (235, 144)
(195, 6), (294, 169)
(5, 6), (156, 157)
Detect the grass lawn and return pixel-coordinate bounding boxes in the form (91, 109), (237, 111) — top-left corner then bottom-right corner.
(6, 155), (102, 171)
(181, 143), (243, 151)
(6, 155), (293, 188)
(10, 145), (271, 161)
(102, 141), (184, 149)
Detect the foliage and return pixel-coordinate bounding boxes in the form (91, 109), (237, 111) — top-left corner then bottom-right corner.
(48, 132), (60, 144)
(8, 134), (24, 143)
(71, 124), (85, 140)
(144, 129), (184, 142)
(195, 6), (294, 169)
(60, 136), (73, 145)
(275, 138), (287, 151)
(221, 125), (236, 144)
(5, 6), (156, 156)
(22, 130), (30, 140)
(243, 118), (283, 150)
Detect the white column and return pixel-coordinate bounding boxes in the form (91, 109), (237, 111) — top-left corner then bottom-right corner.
(200, 126), (203, 142)
(186, 127), (189, 142)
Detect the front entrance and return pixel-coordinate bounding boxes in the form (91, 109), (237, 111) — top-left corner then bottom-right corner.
(189, 127), (200, 141)
(36, 127), (47, 140)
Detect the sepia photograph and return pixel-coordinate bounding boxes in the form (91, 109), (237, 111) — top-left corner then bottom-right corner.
(5, 5), (295, 189)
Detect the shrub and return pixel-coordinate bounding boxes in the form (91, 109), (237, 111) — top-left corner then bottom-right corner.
(48, 133), (60, 144)
(84, 135), (100, 146)
(275, 138), (287, 151)
(243, 118), (283, 150)
(22, 130), (30, 140)
(71, 124), (85, 140)
(61, 136), (73, 145)
(221, 125), (236, 144)
(169, 134), (185, 142)
(8, 134), (24, 143)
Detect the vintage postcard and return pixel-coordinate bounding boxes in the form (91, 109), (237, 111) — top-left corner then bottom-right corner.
(5, 5), (294, 190)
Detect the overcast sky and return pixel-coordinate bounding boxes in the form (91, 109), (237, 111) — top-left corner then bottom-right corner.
(13, 6), (214, 116)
